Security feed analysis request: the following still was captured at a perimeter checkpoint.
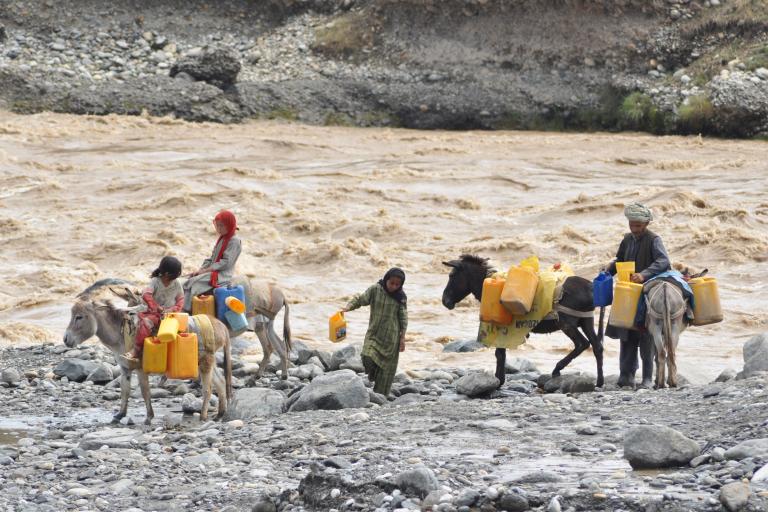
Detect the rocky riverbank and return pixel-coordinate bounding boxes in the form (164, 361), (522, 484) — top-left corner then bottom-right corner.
(2, 333), (768, 512)
(0, 0), (767, 136)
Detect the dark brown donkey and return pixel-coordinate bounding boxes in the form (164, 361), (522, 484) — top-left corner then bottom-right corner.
(441, 255), (603, 387)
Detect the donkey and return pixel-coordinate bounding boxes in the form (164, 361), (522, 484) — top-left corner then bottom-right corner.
(441, 255), (603, 387)
(232, 276), (293, 379)
(63, 279), (233, 424)
(644, 280), (688, 389)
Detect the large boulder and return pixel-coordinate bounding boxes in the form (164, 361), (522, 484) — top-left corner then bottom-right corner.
(505, 357), (539, 374)
(455, 371), (499, 397)
(623, 425), (700, 469)
(170, 47), (241, 89)
(719, 482), (751, 512)
(53, 359), (99, 382)
(1, 367), (21, 386)
(78, 428), (141, 450)
(86, 363), (114, 384)
(226, 388), (286, 420)
(288, 370), (369, 412)
(739, 333), (768, 379)
(328, 343), (362, 371)
(725, 438), (768, 461)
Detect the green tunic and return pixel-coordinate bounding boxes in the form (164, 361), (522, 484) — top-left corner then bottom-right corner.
(346, 284), (408, 395)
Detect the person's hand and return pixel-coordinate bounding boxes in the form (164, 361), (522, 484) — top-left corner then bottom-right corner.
(340, 307), (349, 313)
(399, 335), (406, 352)
(630, 273), (645, 284)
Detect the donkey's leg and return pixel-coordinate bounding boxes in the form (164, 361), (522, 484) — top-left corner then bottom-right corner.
(137, 370), (154, 425)
(647, 321), (665, 389)
(494, 348), (506, 387)
(254, 324), (273, 378)
(552, 319), (590, 378)
(113, 369), (132, 423)
(580, 316), (604, 387)
(267, 321), (289, 380)
(212, 368), (227, 419)
(199, 360), (214, 422)
(667, 320), (681, 388)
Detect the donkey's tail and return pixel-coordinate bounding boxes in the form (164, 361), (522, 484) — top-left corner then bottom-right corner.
(663, 285), (675, 369)
(283, 299), (292, 353)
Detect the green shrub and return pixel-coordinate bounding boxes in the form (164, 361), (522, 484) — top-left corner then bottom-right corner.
(678, 95), (714, 134)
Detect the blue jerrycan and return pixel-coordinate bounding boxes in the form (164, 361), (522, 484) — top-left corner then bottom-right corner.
(214, 285), (246, 323)
(593, 271), (613, 307)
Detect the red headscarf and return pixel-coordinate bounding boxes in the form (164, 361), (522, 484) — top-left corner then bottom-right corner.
(210, 210), (237, 287)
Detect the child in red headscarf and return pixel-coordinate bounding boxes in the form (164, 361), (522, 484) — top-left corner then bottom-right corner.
(182, 210), (242, 312)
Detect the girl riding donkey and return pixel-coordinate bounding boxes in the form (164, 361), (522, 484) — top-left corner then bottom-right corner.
(183, 210), (241, 312)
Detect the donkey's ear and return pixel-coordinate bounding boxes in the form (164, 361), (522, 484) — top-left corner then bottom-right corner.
(109, 286), (141, 307)
(442, 260), (460, 268)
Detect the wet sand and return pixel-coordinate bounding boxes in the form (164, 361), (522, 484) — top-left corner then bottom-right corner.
(1, 112), (766, 383)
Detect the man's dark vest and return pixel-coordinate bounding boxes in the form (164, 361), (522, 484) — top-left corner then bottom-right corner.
(616, 229), (658, 274)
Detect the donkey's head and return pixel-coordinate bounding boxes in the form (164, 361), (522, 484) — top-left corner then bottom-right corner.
(441, 254), (493, 310)
(63, 300), (99, 348)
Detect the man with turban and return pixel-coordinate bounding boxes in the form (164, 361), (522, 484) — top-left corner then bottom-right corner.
(606, 202), (671, 389)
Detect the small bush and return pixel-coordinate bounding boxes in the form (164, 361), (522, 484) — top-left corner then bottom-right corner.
(312, 13), (373, 58)
(678, 95), (715, 134)
(267, 108), (298, 121)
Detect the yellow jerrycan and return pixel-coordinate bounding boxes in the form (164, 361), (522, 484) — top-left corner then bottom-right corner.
(142, 337), (168, 374)
(480, 277), (513, 325)
(608, 281), (643, 329)
(164, 312), (189, 332)
(615, 261), (635, 283)
(192, 295), (215, 317)
(329, 311), (347, 343)
(689, 276), (723, 326)
(501, 256), (540, 316)
(166, 332), (199, 380)
(156, 316), (179, 343)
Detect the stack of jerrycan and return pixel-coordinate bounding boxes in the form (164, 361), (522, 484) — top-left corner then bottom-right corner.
(500, 256), (540, 316)
(480, 274), (513, 325)
(608, 262), (643, 329)
(329, 311), (347, 342)
(689, 276), (723, 325)
(143, 312), (193, 376)
(214, 285), (247, 332)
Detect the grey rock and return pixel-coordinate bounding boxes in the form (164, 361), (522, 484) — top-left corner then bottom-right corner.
(702, 385), (722, 398)
(181, 392), (218, 414)
(85, 363), (113, 384)
(1, 367), (21, 386)
(456, 488), (480, 507)
(505, 357), (539, 374)
(390, 393), (432, 406)
(442, 339), (484, 353)
(368, 390), (387, 405)
(455, 371), (499, 397)
(328, 343), (362, 371)
(623, 425), (700, 468)
(725, 438), (768, 460)
(226, 388), (286, 420)
(512, 471), (563, 484)
(186, 451), (225, 467)
(739, 333), (768, 378)
(251, 495), (277, 512)
(719, 482), (751, 512)
(715, 368), (737, 382)
(499, 491), (529, 511)
(78, 428), (139, 450)
(53, 359), (99, 382)
(170, 47), (241, 89)
(288, 370), (369, 412)
(752, 462), (768, 485)
(395, 465), (439, 498)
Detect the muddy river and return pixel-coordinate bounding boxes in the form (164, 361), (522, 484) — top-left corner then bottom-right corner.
(1, 112), (766, 383)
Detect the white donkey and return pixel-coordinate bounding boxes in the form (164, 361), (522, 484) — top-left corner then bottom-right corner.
(644, 280), (689, 389)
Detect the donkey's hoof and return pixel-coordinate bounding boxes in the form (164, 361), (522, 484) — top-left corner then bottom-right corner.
(596, 378), (604, 388)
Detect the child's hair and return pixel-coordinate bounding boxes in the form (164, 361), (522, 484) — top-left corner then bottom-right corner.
(152, 256), (182, 280)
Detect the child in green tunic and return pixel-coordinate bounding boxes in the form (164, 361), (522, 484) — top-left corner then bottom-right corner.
(343, 268), (408, 396)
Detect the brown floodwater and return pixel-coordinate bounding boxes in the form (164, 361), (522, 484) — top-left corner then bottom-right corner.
(0, 112), (766, 383)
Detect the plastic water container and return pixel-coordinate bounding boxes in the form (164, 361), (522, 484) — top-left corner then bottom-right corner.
(225, 296), (246, 315)
(214, 285), (246, 323)
(329, 311), (347, 343)
(501, 264), (539, 316)
(165, 312), (189, 332)
(192, 295), (215, 317)
(689, 276), (723, 326)
(608, 281), (643, 329)
(480, 277), (513, 325)
(156, 316), (179, 343)
(166, 332), (199, 380)
(616, 261), (635, 283)
(142, 337), (167, 374)
(224, 309), (248, 332)
(593, 271), (614, 307)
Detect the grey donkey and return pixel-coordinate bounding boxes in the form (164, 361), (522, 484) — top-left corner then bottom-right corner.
(644, 279), (689, 389)
(63, 279), (233, 424)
